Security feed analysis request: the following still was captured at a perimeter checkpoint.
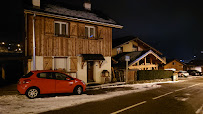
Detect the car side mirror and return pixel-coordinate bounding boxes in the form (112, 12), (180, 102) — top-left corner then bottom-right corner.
(66, 78), (71, 81)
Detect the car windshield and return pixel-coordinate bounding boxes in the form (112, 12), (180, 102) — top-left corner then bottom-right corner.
(22, 72), (34, 78)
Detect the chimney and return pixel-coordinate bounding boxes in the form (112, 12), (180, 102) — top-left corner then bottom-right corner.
(32, 0), (40, 8)
(83, 0), (91, 11)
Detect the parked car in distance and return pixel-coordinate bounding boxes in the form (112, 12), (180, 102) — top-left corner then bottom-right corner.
(187, 70), (202, 76)
(17, 70), (86, 99)
(178, 71), (189, 77)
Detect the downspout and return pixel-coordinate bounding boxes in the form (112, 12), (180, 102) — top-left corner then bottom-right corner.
(33, 13), (36, 70)
(25, 13), (28, 56)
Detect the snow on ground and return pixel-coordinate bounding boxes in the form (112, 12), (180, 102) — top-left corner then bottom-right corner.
(0, 81), (180, 114)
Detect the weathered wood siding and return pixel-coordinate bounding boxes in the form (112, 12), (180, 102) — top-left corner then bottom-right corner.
(27, 14), (112, 57)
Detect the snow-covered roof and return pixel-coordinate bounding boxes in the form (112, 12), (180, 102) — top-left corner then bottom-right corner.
(44, 4), (116, 24)
(24, 2), (122, 28)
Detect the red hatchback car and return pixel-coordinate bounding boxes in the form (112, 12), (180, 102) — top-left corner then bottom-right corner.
(17, 70), (86, 99)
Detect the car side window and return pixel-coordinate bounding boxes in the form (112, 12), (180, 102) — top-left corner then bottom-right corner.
(37, 72), (54, 79)
(55, 73), (68, 80)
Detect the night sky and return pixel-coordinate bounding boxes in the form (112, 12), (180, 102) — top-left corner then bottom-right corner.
(0, 0), (202, 62)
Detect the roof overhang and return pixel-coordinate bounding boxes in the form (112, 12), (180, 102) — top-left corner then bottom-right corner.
(24, 9), (123, 29)
(113, 37), (163, 55)
(81, 54), (105, 61)
(129, 50), (166, 67)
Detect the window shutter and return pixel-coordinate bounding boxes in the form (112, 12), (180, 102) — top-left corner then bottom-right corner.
(70, 57), (78, 72)
(78, 23), (85, 38)
(43, 57), (53, 70)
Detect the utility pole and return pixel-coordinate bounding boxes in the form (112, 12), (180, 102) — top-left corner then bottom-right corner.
(125, 56), (130, 83)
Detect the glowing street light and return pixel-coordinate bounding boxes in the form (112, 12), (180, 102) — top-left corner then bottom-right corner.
(19, 48), (21, 51)
(17, 44), (20, 47)
(2, 42), (5, 45)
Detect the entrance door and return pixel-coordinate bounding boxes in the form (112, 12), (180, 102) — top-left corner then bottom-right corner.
(87, 61), (94, 82)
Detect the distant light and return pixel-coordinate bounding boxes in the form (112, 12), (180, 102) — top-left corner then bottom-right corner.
(19, 48), (21, 51)
(194, 56), (196, 58)
(201, 51), (203, 54)
(2, 42), (5, 45)
(9, 44), (11, 45)
(17, 44), (20, 47)
(180, 60), (183, 62)
(8, 47), (10, 49)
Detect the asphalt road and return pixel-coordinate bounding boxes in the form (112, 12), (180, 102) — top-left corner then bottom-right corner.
(42, 77), (203, 114)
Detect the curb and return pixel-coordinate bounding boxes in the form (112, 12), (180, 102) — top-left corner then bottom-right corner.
(86, 82), (126, 90)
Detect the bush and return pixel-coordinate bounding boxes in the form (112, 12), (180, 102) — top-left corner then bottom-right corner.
(137, 70), (173, 80)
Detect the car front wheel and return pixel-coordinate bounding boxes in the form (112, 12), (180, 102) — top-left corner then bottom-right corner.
(74, 86), (83, 95)
(26, 88), (39, 99)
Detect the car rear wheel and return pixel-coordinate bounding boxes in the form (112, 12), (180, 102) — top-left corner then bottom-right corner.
(74, 86), (83, 95)
(26, 88), (39, 99)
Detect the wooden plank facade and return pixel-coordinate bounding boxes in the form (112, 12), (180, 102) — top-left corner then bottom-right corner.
(27, 14), (112, 57)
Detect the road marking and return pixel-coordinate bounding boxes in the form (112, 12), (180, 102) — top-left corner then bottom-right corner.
(111, 83), (202, 114)
(153, 83), (201, 100)
(174, 87), (187, 92)
(110, 101), (147, 114)
(187, 83), (200, 88)
(196, 104), (203, 114)
(152, 92), (173, 100)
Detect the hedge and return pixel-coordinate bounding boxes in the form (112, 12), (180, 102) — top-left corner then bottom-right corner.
(137, 70), (173, 80)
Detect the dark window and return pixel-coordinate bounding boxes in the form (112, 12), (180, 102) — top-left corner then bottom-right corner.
(133, 45), (138, 51)
(22, 72), (34, 78)
(62, 24), (66, 35)
(54, 22), (68, 36)
(37, 72), (54, 79)
(55, 73), (68, 80)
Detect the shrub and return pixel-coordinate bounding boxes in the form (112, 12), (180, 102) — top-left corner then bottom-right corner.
(137, 70), (173, 80)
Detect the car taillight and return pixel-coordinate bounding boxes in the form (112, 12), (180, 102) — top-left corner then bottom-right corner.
(23, 79), (31, 84)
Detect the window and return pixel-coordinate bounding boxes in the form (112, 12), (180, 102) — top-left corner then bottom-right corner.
(85, 26), (95, 38)
(54, 21), (69, 36)
(37, 72), (54, 79)
(132, 45), (138, 51)
(22, 72), (34, 78)
(55, 73), (72, 80)
(172, 62), (176, 65)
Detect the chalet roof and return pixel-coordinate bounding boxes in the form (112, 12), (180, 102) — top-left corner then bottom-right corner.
(23, 1), (122, 28)
(112, 36), (163, 55)
(187, 59), (203, 66)
(112, 50), (166, 69)
(112, 51), (146, 69)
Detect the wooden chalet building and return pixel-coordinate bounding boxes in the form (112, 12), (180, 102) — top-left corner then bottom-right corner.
(112, 36), (166, 82)
(164, 59), (185, 71)
(24, 0), (123, 83)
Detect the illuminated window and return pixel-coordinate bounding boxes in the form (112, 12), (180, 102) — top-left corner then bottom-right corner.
(85, 25), (95, 38)
(54, 21), (69, 36)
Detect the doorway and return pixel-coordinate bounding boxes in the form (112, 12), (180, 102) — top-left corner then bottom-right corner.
(87, 61), (94, 82)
